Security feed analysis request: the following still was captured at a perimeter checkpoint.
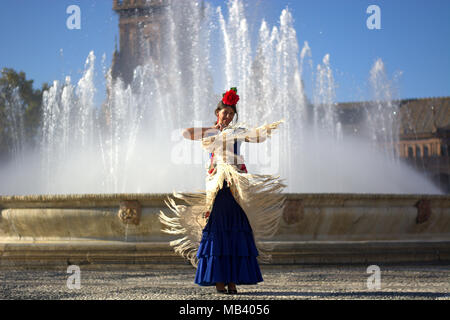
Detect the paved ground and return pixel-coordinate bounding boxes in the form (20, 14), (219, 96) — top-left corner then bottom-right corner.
(0, 264), (449, 300)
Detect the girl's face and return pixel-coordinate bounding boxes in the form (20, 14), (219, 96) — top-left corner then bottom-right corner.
(216, 107), (235, 127)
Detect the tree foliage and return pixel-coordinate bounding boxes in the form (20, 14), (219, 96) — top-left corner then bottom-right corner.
(0, 68), (48, 162)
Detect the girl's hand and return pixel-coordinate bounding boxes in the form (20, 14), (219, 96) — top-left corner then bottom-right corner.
(213, 123), (225, 131)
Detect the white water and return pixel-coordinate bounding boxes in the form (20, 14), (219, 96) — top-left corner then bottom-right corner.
(0, 0), (442, 195)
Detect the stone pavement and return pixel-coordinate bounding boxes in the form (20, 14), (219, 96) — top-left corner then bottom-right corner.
(0, 264), (449, 300)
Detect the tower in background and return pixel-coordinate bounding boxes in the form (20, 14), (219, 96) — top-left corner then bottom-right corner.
(111, 0), (169, 84)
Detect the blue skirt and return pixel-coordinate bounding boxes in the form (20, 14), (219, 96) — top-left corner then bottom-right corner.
(194, 182), (263, 286)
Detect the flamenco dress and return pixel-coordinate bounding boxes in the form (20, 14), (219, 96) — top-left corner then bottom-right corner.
(159, 120), (285, 286)
(194, 141), (263, 286)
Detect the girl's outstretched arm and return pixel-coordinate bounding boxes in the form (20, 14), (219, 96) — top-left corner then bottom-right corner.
(244, 120), (284, 143)
(182, 124), (222, 140)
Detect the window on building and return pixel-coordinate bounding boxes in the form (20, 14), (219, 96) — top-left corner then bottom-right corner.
(423, 146), (429, 157)
(408, 146), (414, 158)
(441, 145), (447, 156)
(416, 146), (421, 158)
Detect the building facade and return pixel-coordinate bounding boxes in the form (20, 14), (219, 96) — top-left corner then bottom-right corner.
(337, 97), (450, 193)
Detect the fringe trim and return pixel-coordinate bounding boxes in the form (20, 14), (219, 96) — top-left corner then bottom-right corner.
(159, 193), (207, 268)
(159, 164), (286, 268)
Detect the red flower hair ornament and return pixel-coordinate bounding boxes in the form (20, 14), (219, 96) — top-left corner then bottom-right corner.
(222, 87), (240, 106)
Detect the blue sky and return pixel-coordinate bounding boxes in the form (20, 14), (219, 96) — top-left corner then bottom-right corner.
(0, 0), (449, 104)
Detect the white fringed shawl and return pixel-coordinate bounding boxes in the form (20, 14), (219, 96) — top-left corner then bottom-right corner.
(159, 120), (286, 268)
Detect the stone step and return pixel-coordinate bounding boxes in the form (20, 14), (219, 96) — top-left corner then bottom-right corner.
(1, 240), (449, 268)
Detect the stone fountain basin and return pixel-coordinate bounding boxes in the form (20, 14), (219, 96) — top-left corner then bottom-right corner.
(1, 193), (449, 266)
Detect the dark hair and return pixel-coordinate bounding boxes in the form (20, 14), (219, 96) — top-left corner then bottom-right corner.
(214, 100), (238, 124)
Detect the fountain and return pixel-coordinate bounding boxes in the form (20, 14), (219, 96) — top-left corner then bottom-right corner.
(0, 0), (449, 267)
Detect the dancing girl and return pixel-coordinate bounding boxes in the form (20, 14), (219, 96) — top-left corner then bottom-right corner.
(159, 87), (285, 294)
